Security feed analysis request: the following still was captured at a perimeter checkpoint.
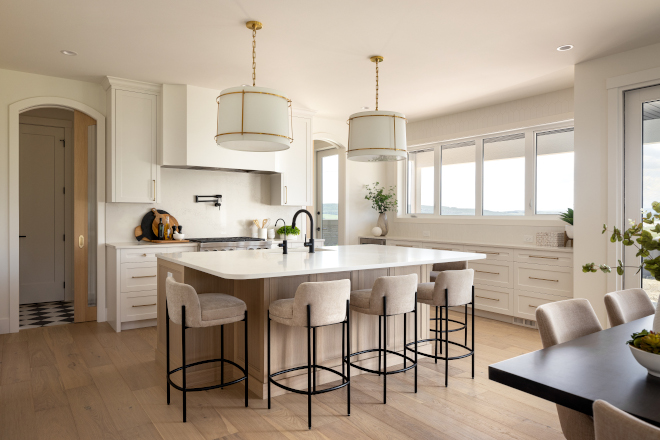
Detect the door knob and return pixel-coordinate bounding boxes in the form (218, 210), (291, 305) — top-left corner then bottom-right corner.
(78, 235), (84, 249)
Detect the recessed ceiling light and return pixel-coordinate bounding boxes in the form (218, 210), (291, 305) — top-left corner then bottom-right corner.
(60, 50), (78, 56)
(557, 45), (573, 52)
(361, 106), (370, 110)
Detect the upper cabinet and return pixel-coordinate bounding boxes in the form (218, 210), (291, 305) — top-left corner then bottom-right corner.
(270, 112), (313, 206)
(103, 77), (161, 203)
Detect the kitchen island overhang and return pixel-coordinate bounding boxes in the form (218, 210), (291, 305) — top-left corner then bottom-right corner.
(155, 245), (485, 399)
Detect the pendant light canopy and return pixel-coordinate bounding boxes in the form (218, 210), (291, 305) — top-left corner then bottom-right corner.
(347, 56), (407, 162)
(216, 21), (293, 152)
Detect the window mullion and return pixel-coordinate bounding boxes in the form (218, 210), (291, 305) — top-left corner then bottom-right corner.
(434, 145), (441, 215)
(475, 137), (483, 216)
(525, 129), (535, 216)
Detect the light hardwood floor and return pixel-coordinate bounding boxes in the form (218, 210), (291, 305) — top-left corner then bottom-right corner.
(0, 312), (564, 440)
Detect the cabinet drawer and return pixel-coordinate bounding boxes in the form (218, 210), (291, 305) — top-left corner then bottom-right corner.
(121, 291), (157, 322)
(473, 285), (513, 315)
(165, 245), (198, 254)
(514, 249), (572, 267)
(514, 291), (563, 320)
(514, 263), (572, 297)
(120, 263), (157, 292)
(387, 240), (421, 248)
(120, 247), (166, 263)
(468, 261), (513, 288)
(423, 242), (465, 252)
(464, 245), (513, 262)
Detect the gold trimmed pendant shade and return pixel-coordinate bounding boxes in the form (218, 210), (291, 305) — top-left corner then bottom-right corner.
(347, 56), (407, 162)
(216, 20), (293, 152)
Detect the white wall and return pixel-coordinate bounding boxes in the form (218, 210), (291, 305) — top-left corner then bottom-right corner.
(386, 88), (574, 245)
(0, 68), (106, 332)
(574, 41), (660, 325)
(313, 117), (388, 244)
(106, 167), (301, 242)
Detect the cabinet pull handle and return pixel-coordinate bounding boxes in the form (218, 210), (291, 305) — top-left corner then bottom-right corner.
(476, 251), (499, 255)
(432, 247), (451, 251)
(529, 276), (558, 282)
(132, 275), (157, 279)
(476, 295), (500, 301)
(529, 255), (559, 260)
(475, 270), (499, 275)
(284, 186), (287, 204)
(396, 244), (415, 248)
(142, 253), (148, 257)
(78, 235), (84, 249)
(528, 304), (539, 308)
(153, 180), (156, 201)
(132, 303), (156, 308)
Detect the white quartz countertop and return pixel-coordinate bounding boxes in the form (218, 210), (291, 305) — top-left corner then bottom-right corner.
(107, 242), (198, 249)
(156, 244), (486, 280)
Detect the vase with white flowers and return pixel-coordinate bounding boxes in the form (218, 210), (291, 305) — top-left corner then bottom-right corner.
(364, 182), (398, 236)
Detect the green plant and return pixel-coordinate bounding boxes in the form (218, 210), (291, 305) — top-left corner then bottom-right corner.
(628, 329), (660, 354)
(559, 208), (573, 225)
(277, 225), (300, 236)
(364, 182), (398, 214)
(583, 201), (660, 278)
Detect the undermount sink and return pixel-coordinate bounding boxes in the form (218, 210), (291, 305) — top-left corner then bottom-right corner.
(265, 247), (335, 253)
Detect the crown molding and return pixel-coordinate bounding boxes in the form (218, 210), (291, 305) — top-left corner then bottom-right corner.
(101, 76), (162, 94)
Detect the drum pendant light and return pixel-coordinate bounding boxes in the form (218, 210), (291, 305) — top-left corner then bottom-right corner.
(347, 56), (407, 162)
(215, 21), (293, 152)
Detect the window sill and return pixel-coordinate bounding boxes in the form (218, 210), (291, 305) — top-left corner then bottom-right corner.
(394, 215), (565, 227)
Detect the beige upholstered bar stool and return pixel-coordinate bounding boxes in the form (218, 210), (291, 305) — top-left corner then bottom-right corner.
(604, 288), (656, 327)
(165, 277), (248, 423)
(593, 400), (660, 440)
(430, 261), (468, 282)
(536, 299), (603, 440)
(347, 273), (418, 404)
(267, 279), (351, 430)
(410, 269), (475, 386)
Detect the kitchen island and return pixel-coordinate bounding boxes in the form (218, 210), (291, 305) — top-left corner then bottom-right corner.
(155, 245), (485, 398)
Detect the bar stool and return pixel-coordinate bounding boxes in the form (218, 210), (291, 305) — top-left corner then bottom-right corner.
(267, 279), (351, 430)
(429, 261), (467, 282)
(165, 277), (248, 423)
(347, 273), (418, 404)
(407, 269), (474, 386)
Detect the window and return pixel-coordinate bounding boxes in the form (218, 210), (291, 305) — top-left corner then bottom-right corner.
(536, 128), (574, 214)
(441, 141), (475, 215)
(403, 121), (574, 219)
(483, 133), (525, 215)
(407, 149), (434, 214)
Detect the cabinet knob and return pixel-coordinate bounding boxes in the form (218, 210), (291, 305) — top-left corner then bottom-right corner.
(78, 235), (84, 249)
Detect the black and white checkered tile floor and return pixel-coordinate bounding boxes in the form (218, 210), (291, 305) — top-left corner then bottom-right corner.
(19, 301), (74, 329)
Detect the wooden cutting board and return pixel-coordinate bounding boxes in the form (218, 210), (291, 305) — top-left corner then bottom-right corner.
(150, 208), (180, 236)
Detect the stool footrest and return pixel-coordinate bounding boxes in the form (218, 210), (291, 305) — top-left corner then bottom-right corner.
(347, 348), (417, 375)
(168, 358), (247, 392)
(269, 365), (349, 395)
(429, 317), (467, 334)
(406, 338), (474, 361)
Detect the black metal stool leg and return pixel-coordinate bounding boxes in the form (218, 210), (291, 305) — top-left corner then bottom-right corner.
(244, 310), (249, 407)
(378, 315), (382, 375)
(267, 312), (271, 409)
(346, 300), (351, 416)
(465, 303), (468, 347)
(383, 296), (387, 404)
(471, 286), (475, 379)
(166, 303), (170, 405)
(414, 293), (418, 393)
(313, 327), (317, 392)
(342, 320), (345, 378)
(434, 306), (439, 363)
(307, 304), (312, 430)
(444, 290), (449, 387)
(181, 305), (187, 423)
(403, 312), (407, 369)
(221, 324), (224, 389)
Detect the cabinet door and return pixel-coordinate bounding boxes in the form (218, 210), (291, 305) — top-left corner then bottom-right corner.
(115, 90), (158, 203)
(283, 115), (312, 206)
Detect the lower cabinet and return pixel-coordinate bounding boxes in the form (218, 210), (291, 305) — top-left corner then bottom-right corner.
(107, 245), (197, 332)
(513, 290), (564, 320)
(473, 285), (514, 315)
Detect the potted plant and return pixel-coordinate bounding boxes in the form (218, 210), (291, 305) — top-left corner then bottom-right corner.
(560, 208), (573, 239)
(364, 182), (398, 236)
(627, 330), (660, 377)
(277, 225), (300, 241)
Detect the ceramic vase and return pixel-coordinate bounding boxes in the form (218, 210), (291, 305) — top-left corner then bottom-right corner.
(565, 224), (574, 239)
(653, 302), (660, 333)
(377, 212), (388, 236)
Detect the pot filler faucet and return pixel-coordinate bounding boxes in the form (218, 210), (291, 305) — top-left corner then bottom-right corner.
(291, 209), (315, 253)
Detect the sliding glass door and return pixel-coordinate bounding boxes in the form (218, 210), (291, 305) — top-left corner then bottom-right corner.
(315, 148), (339, 246)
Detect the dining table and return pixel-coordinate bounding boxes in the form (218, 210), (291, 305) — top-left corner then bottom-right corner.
(489, 315), (660, 427)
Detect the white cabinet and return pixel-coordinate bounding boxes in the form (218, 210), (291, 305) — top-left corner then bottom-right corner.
(271, 112), (314, 206)
(107, 244), (197, 332)
(104, 77), (161, 203)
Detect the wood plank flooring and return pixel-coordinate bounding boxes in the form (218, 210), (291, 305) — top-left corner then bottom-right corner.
(0, 312), (564, 440)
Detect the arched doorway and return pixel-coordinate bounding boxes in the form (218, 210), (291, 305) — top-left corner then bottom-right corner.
(312, 134), (347, 246)
(8, 97), (106, 333)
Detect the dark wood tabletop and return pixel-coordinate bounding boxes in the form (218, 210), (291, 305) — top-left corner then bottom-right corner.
(489, 315), (660, 427)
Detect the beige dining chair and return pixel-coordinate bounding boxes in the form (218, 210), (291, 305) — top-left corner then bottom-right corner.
(593, 400), (660, 440)
(604, 288), (655, 327)
(536, 299), (603, 440)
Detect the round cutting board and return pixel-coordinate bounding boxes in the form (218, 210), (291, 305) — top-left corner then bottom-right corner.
(150, 208), (179, 236)
(134, 208), (171, 242)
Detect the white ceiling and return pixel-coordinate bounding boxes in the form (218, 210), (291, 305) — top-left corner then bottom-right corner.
(3, 0), (660, 121)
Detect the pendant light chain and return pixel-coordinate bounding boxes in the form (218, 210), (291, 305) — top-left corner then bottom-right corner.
(251, 26), (257, 87)
(375, 59), (379, 111)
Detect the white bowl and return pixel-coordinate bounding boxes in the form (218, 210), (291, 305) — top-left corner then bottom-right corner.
(629, 345), (660, 377)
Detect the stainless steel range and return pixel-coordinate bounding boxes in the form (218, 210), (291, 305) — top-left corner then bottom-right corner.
(188, 237), (272, 252)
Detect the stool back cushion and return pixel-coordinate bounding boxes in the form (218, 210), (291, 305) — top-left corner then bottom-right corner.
(293, 279), (351, 327)
(166, 277), (202, 327)
(369, 274), (418, 315)
(535, 298), (603, 348)
(433, 269), (474, 307)
(604, 288), (655, 327)
(432, 261), (468, 272)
